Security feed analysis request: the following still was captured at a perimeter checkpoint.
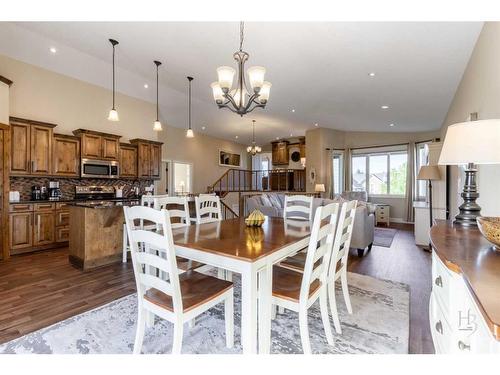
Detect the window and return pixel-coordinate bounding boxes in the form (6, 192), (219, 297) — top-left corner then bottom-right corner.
(332, 151), (344, 195)
(351, 150), (408, 196)
(415, 142), (430, 200)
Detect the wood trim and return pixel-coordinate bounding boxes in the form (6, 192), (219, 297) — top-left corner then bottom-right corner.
(1, 127), (10, 259)
(53, 133), (79, 141)
(9, 116), (57, 128)
(0, 76), (13, 86)
(119, 142), (137, 148)
(129, 138), (164, 146)
(72, 128), (121, 139)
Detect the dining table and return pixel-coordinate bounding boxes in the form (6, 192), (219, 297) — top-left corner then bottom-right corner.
(172, 216), (313, 354)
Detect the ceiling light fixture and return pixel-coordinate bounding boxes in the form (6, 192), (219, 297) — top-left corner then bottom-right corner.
(247, 120), (262, 156)
(49, 47), (57, 54)
(202, 126), (206, 130)
(235, 135), (239, 139)
(381, 105), (389, 110)
(389, 123), (395, 127)
(144, 84), (149, 89)
(153, 60), (163, 131)
(186, 76), (194, 138)
(291, 109), (296, 113)
(107, 39), (119, 122)
(314, 123), (318, 127)
(211, 22), (271, 117)
(368, 72), (376, 77)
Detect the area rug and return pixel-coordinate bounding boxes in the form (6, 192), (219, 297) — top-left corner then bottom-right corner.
(373, 227), (398, 248)
(0, 271), (409, 354)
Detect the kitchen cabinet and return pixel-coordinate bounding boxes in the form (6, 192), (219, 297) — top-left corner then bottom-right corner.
(73, 129), (121, 161)
(33, 211), (55, 246)
(53, 134), (80, 177)
(271, 140), (289, 165)
(119, 143), (138, 178)
(130, 139), (163, 180)
(9, 117), (55, 176)
(9, 211), (32, 252)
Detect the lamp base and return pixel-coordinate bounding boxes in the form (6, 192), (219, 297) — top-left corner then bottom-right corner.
(454, 164), (481, 227)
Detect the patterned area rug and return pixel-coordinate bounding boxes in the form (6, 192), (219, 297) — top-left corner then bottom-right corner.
(0, 271), (409, 354)
(373, 227), (398, 248)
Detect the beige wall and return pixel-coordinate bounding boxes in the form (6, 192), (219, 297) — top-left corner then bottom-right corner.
(440, 22), (500, 217)
(0, 54), (157, 142)
(0, 81), (9, 124)
(305, 127), (440, 221)
(159, 125), (249, 194)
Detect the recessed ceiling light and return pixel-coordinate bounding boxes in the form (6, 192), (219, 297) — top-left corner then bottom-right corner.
(389, 123), (395, 127)
(202, 126), (206, 130)
(368, 72), (376, 77)
(235, 135), (238, 139)
(381, 105), (389, 110)
(291, 109), (295, 113)
(49, 47), (57, 54)
(314, 123), (318, 127)
(143, 84), (149, 88)
(276, 137), (280, 140)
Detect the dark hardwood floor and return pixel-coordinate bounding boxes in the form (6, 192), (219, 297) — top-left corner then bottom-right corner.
(0, 223), (433, 353)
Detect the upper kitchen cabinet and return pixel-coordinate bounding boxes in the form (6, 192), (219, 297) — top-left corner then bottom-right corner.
(53, 134), (80, 177)
(119, 143), (138, 178)
(271, 140), (289, 165)
(73, 129), (121, 161)
(130, 139), (163, 180)
(10, 117), (55, 176)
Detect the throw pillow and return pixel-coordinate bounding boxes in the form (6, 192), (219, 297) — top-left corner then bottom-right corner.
(268, 194), (283, 209)
(259, 194), (273, 208)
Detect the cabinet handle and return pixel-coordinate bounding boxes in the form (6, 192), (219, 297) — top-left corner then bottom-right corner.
(435, 276), (443, 288)
(435, 320), (443, 335)
(458, 341), (470, 351)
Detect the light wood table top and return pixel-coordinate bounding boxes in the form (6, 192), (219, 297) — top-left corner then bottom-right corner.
(172, 217), (312, 262)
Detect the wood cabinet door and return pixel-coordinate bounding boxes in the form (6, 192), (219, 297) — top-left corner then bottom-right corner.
(10, 122), (30, 175)
(102, 137), (119, 160)
(137, 142), (151, 178)
(119, 145), (137, 178)
(277, 143), (289, 164)
(81, 133), (102, 159)
(33, 211), (55, 247)
(150, 143), (162, 179)
(30, 125), (53, 175)
(9, 212), (33, 250)
(53, 136), (80, 176)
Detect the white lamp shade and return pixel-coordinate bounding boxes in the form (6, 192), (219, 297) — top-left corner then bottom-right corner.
(259, 81), (271, 103)
(186, 128), (194, 138)
(417, 165), (441, 180)
(315, 184), (326, 193)
(439, 119), (500, 165)
(108, 109), (119, 122)
(153, 120), (163, 131)
(247, 66), (266, 90)
(216, 66), (235, 90)
(210, 82), (224, 102)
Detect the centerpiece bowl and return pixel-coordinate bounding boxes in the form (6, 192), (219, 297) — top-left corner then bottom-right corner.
(476, 217), (500, 251)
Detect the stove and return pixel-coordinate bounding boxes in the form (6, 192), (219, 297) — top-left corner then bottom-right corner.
(74, 185), (116, 200)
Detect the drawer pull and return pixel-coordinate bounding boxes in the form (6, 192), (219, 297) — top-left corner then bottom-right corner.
(458, 341), (470, 351)
(435, 321), (443, 335)
(435, 276), (443, 288)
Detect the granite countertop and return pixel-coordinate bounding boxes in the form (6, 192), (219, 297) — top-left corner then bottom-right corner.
(10, 197), (141, 204)
(68, 200), (141, 209)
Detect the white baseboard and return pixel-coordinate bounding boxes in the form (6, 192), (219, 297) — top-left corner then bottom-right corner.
(388, 217), (414, 224)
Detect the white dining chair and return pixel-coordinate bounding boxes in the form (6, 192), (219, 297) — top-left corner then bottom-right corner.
(195, 195), (232, 281)
(123, 195), (163, 263)
(271, 202), (339, 354)
(284, 194), (313, 221)
(154, 196), (191, 228)
(123, 205), (234, 354)
(279, 200), (358, 334)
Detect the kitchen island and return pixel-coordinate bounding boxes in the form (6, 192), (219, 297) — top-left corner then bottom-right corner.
(68, 200), (138, 271)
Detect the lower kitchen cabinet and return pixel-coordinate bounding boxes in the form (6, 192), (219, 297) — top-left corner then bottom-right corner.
(33, 211), (55, 246)
(9, 211), (33, 252)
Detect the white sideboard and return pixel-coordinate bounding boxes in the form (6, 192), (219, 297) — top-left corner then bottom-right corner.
(414, 202), (446, 246)
(430, 250), (500, 353)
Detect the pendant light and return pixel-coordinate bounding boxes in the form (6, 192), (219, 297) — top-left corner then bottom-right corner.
(107, 39), (119, 122)
(186, 76), (194, 138)
(153, 60), (163, 131)
(246, 120), (262, 155)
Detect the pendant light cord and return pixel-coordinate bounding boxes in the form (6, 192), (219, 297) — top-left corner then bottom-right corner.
(156, 63), (159, 121)
(112, 44), (115, 109)
(252, 120), (255, 144)
(239, 21), (244, 51)
(188, 76), (194, 130)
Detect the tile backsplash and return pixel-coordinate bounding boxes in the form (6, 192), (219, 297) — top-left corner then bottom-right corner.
(10, 177), (154, 201)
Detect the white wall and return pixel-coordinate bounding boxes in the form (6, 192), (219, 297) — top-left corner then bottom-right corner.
(441, 22), (500, 217)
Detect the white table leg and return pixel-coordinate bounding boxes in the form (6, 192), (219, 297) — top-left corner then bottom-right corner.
(258, 264), (272, 354)
(241, 267), (258, 354)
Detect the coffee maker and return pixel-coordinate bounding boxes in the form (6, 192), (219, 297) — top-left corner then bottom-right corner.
(48, 181), (62, 201)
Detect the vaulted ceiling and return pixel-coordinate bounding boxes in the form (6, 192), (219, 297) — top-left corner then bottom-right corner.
(0, 22), (482, 145)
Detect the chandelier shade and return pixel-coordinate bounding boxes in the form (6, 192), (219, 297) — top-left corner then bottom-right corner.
(211, 22), (271, 116)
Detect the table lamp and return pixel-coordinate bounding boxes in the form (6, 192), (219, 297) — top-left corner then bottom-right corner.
(315, 183), (326, 198)
(417, 165), (441, 251)
(439, 118), (500, 227)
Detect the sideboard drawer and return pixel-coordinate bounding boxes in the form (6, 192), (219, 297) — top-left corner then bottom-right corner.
(432, 252), (452, 314)
(429, 295), (452, 353)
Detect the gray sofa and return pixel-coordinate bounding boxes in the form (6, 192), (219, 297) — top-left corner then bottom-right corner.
(246, 192), (375, 257)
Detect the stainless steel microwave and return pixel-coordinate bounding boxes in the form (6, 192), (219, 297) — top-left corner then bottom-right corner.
(81, 158), (119, 179)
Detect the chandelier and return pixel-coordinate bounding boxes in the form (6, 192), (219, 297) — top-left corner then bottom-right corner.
(211, 22), (271, 116)
(247, 120), (262, 155)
